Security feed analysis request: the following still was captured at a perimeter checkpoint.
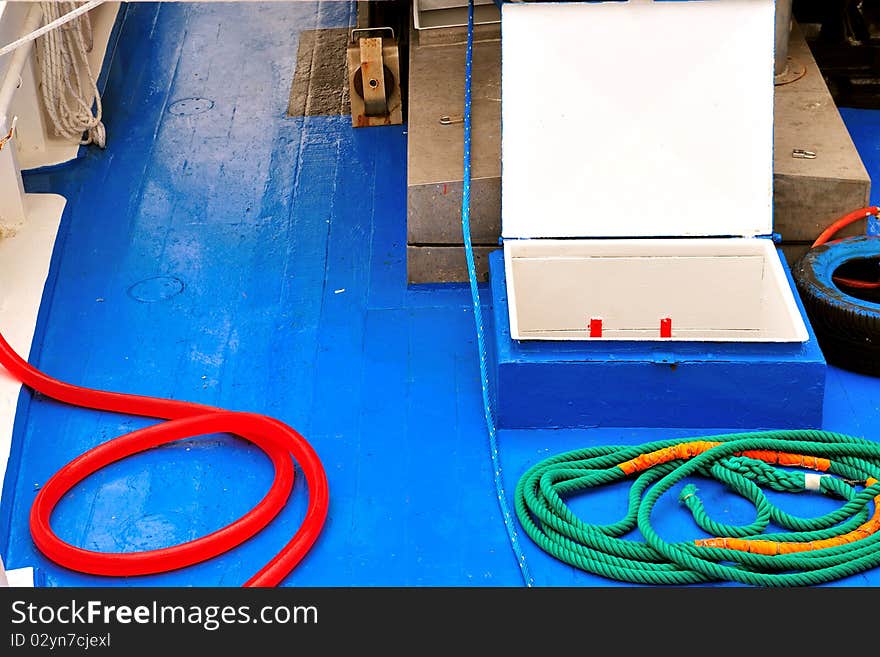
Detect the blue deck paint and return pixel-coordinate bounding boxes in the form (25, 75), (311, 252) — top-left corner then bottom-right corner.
(2, 2), (880, 587)
(488, 249), (826, 430)
(839, 108), (880, 235)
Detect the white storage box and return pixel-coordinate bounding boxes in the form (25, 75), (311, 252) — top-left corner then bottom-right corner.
(505, 238), (808, 341)
(500, 0), (808, 343)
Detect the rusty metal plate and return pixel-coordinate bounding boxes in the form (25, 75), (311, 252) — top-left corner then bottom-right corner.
(347, 34), (403, 128)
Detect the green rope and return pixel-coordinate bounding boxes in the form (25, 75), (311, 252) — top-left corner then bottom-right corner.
(515, 430), (880, 586)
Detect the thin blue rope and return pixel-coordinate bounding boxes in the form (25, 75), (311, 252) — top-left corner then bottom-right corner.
(461, 0), (533, 587)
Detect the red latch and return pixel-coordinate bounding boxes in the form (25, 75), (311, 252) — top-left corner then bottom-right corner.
(589, 318), (603, 338)
(660, 318), (672, 339)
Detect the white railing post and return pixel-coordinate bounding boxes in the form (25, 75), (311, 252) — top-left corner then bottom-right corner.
(0, 115), (26, 234)
(0, 3), (42, 233)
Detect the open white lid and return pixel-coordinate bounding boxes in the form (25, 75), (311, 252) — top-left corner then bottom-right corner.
(500, 0), (775, 240)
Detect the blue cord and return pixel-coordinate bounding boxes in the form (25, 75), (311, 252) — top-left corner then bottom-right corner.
(460, 0), (533, 587)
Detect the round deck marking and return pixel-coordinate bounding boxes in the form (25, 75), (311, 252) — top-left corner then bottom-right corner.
(128, 275), (185, 303)
(168, 97), (215, 115)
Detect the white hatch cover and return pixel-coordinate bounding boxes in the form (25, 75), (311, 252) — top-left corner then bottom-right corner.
(500, 0), (776, 240)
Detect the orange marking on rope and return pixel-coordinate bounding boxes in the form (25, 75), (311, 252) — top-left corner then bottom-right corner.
(738, 450), (831, 472)
(617, 441), (720, 475)
(617, 442), (831, 476)
(695, 478), (880, 554)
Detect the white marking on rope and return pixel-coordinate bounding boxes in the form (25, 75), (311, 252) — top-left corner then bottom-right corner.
(805, 473), (823, 492)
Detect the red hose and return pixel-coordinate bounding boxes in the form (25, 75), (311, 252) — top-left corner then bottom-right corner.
(0, 331), (328, 587)
(811, 206), (879, 248)
(812, 206), (880, 290)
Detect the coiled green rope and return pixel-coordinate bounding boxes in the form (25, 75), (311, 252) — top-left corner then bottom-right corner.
(515, 430), (880, 586)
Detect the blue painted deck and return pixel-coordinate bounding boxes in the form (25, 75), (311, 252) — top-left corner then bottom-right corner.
(2, 2), (880, 587)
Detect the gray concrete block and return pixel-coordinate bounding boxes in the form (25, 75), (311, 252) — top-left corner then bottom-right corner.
(772, 25), (871, 242)
(407, 38), (500, 183)
(407, 177), (500, 244)
(407, 245), (495, 283)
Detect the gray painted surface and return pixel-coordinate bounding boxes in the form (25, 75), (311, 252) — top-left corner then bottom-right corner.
(287, 28), (350, 117)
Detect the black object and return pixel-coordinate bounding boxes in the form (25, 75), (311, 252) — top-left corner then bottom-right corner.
(795, 0), (880, 108)
(352, 65), (396, 104)
(793, 236), (880, 375)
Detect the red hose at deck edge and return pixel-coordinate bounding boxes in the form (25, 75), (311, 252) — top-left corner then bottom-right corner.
(0, 331), (328, 587)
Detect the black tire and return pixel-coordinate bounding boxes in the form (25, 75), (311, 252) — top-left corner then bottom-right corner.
(792, 236), (880, 375)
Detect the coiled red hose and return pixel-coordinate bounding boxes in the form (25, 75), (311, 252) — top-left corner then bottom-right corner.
(0, 331), (328, 587)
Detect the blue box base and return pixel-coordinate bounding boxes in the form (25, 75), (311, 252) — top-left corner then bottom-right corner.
(488, 248), (826, 429)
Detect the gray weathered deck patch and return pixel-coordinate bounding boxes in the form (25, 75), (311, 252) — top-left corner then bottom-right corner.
(287, 28), (350, 117)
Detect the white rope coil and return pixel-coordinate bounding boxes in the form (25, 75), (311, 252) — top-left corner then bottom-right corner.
(34, 1), (106, 148)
